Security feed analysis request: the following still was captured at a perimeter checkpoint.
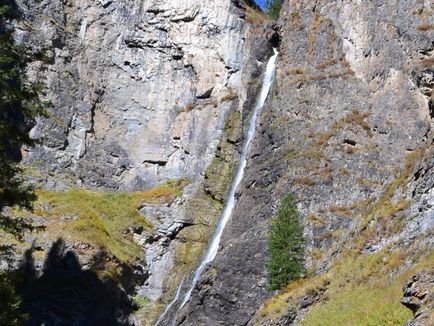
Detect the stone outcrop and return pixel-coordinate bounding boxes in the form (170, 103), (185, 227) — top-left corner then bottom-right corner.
(402, 271), (434, 326)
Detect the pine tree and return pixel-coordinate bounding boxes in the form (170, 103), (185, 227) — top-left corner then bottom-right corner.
(266, 0), (283, 20)
(266, 193), (305, 290)
(0, 2), (45, 323)
(0, 0), (45, 239)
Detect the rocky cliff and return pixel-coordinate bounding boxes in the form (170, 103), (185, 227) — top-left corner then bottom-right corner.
(6, 0), (434, 325)
(177, 0), (434, 325)
(21, 0), (245, 191)
(8, 0), (251, 324)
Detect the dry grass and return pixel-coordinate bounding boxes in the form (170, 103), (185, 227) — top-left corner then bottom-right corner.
(307, 214), (326, 225)
(294, 176), (316, 186)
(220, 88), (238, 103)
(284, 67), (306, 75)
(179, 102), (194, 113)
(346, 109), (372, 135)
(416, 23), (434, 31)
(246, 7), (270, 25)
(419, 58), (434, 67)
(29, 179), (189, 263)
(256, 245), (432, 325)
(360, 149), (425, 229)
(306, 14), (323, 61)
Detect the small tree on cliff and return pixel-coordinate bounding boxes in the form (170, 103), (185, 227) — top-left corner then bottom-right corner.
(266, 193), (305, 290)
(266, 0), (283, 20)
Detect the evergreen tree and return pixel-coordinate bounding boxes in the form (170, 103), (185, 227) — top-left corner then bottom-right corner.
(266, 193), (305, 290)
(266, 0), (283, 19)
(0, 1), (46, 323)
(0, 0), (45, 239)
(0, 272), (26, 325)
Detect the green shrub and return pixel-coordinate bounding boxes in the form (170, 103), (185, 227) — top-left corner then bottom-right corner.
(0, 272), (25, 326)
(266, 194), (305, 290)
(267, 0), (283, 20)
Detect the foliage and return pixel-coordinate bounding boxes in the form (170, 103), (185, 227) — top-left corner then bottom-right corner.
(266, 193), (305, 290)
(266, 0), (283, 20)
(0, 2), (45, 323)
(0, 0), (46, 240)
(0, 272), (26, 326)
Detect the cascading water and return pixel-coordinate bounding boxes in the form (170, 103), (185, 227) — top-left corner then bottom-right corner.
(155, 49), (278, 326)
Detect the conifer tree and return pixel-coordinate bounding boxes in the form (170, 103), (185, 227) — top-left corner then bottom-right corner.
(0, 1), (45, 323)
(266, 0), (283, 19)
(0, 0), (45, 239)
(266, 194), (305, 290)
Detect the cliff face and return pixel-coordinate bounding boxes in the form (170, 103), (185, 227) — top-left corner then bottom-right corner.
(11, 0), (250, 324)
(21, 0), (245, 191)
(178, 1), (434, 325)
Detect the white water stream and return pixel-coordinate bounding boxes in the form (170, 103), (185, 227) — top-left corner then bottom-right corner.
(155, 49), (278, 325)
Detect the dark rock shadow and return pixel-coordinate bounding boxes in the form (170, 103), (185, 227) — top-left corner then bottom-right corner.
(17, 239), (134, 326)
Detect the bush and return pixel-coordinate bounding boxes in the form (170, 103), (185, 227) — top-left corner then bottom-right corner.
(267, 0), (283, 20)
(0, 272), (25, 326)
(266, 194), (305, 290)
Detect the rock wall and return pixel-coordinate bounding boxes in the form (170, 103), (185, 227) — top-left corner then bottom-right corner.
(178, 0), (434, 325)
(20, 0), (245, 191)
(13, 0), (251, 324)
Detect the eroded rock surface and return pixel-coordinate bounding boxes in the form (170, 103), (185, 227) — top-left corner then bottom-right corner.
(402, 271), (434, 326)
(21, 0), (245, 191)
(179, 1), (434, 325)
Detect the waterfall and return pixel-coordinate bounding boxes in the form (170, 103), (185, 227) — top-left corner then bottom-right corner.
(155, 48), (278, 325)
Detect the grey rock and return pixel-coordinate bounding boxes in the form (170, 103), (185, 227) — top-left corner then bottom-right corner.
(20, 0), (246, 192)
(402, 271), (434, 326)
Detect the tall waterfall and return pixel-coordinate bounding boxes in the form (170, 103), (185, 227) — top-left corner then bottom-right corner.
(156, 48), (278, 325)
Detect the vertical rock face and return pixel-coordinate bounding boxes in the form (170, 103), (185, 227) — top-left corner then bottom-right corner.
(21, 0), (245, 191)
(179, 1), (434, 325)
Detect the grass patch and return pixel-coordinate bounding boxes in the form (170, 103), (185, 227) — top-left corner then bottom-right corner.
(294, 177), (316, 187)
(302, 284), (411, 326)
(257, 247), (422, 325)
(246, 6), (271, 25)
(416, 23), (434, 31)
(33, 179), (188, 263)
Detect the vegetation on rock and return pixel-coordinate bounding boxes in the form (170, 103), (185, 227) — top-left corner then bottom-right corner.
(266, 0), (283, 19)
(266, 193), (305, 290)
(29, 179), (188, 263)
